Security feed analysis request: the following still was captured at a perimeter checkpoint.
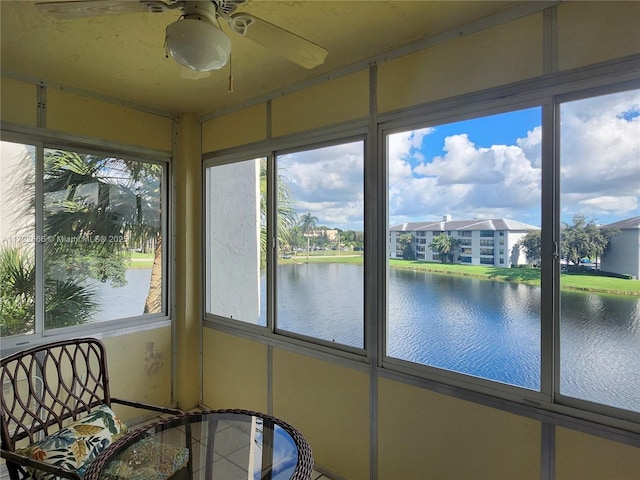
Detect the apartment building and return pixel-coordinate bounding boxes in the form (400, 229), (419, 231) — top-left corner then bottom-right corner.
(390, 215), (540, 267)
(600, 216), (640, 279)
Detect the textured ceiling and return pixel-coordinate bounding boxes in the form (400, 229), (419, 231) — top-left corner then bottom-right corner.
(1, 1), (525, 115)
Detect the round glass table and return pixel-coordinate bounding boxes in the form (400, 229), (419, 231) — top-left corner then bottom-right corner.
(84, 409), (314, 480)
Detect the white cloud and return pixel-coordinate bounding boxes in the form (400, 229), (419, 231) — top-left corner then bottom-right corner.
(389, 125), (542, 226)
(388, 89), (639, 226)
(279, 141), (364, 229)
(279, 90), (638, 230)
(560, 90), (640, 211)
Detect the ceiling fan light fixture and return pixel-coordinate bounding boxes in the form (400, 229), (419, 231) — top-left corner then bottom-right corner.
(165, 18), (231, 71)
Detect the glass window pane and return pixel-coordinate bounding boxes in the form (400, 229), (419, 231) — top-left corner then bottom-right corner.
(387, 108), (542, 390)
(43, 149), (164, 328)
(205, 158), (265, 326)
(0, 141), (36, 337)
(559, 89), (640, 412)
(276, 142), (364, 348)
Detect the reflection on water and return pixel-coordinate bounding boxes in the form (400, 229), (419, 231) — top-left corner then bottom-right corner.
(87, 268), (152, 321)
(560, 290), (640, 410)
(273, 264), (640, 412)
(388, 270), (541, 389)
(276, 263), (364, 346)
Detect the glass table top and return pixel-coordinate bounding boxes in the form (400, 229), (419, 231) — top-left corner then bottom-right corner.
(84, 410), (313, 480)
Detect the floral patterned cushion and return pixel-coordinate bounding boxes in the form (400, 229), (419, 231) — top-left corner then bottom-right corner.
(16, 404), (128, 480)
(101, 436), (190, 480)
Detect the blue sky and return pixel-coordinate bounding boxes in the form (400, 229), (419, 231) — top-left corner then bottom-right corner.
(280, 89), (639, 231)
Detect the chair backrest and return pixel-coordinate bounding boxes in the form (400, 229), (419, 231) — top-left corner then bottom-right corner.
(0, 338), (112, 452)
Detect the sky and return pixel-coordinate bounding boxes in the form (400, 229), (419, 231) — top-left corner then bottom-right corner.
(278, 89), (639, 231)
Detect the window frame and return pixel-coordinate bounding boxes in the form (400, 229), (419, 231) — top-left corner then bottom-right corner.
(0, 129), (172, 352)
(202, 59), (639, 432)
(379, 81), (640, 427)
(203, 131), (369, 361)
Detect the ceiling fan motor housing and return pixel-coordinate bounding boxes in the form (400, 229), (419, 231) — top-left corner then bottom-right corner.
(165, 1), (232, 71)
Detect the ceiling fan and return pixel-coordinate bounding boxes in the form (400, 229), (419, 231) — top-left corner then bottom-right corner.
(34, 0), (328, 72)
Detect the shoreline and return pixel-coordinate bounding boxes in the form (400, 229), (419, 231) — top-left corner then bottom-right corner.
(282, 255), (639, 297)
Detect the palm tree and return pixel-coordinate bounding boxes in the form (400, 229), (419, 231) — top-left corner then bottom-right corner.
(0, 246), (97, 336)
(298, 212), (318, 259)
(261, 159), (298, 267)
(33, 150), (162, 324)
(429, 233), (459, 263)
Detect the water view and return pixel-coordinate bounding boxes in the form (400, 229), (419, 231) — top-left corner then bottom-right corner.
(275, 263), (640, 412)
(88, 268), (152, 321)
(100, 263), (640, 412)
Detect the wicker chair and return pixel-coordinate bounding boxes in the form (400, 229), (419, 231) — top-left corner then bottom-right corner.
(0, 338), (183, 480)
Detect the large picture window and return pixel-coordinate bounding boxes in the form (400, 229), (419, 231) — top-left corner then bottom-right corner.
(386, 108), (543, 390)
(1, 142), (167, 339)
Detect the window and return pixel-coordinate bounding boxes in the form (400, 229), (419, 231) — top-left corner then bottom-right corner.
(1, 142), (167, 339)
(559, 89), (640, 413)
(1, 141), (36, 337)
(387, 107), (542, 390)
(202, 78), (637, 425)
(276, 141), (364, 347)
(205, 140), (365, 349)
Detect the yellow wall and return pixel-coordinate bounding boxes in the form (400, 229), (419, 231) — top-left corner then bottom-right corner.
(46, 89), (173, 151)
(1, 77), (37, 127)
(202, 103), (267, 153)
(555, 427), (640, 480)
(378, 13), (543, 113)
(199, 3), (640, 479)
(273, 350), (370, 480)
(102, 328), (174, 422)
(202, 329), (268, 413)
(272, 70), (369, 137)
(378, 378), (540, 479)
(557, 2), (640, 71)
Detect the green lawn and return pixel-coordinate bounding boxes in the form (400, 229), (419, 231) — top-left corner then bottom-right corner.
(280, 253), (364, 264)
(390, 259), (639, 296)
(280, 256), (639, 296)
(127, 251), (638, 296)
(127, 251), (154, 269)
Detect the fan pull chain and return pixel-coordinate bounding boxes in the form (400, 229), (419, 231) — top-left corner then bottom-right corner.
(228, 54), (234, 93)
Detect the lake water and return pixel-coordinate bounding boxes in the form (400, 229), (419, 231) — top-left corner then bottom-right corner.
(275, 264), (640, 412)
(88, 268), (152, 321)
(96, 264), (640, 412)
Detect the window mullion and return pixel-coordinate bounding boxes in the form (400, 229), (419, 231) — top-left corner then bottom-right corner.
(267, 152), (277, 332)
(34, 144), (45, 335)
(539, 100), (560, 402)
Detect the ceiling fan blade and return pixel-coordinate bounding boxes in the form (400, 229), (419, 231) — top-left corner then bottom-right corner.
(35, 0), (166, 19)
(230, 13), (327, 69)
